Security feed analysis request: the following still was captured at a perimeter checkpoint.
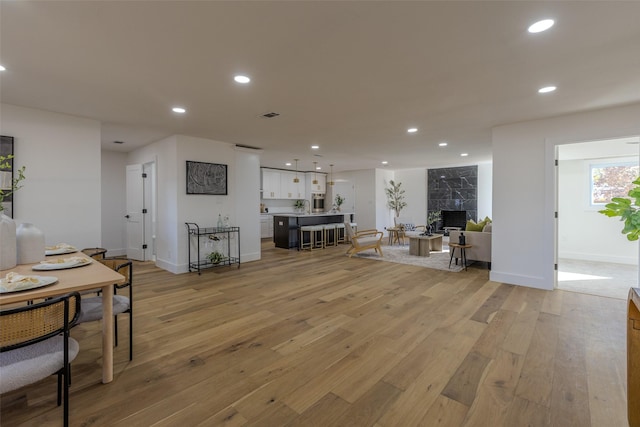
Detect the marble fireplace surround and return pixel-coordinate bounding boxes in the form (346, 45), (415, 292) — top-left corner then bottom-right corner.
(427, 166), (478, 229)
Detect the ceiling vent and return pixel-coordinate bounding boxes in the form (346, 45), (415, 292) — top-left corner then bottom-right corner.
(113, 140), (125, 144)
(261, 112), (280, 118)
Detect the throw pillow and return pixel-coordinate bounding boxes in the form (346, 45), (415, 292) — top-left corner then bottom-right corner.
(482, 222), (492, 233)
(483, 216), (492, 223)
(466, 219), (485, 232)
(402, 223), (416, 231)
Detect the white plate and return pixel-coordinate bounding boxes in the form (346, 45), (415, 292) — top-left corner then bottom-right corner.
(0, 275), (58, 294)
(32, 257), (92, 271)
(45, 247), (78, 256)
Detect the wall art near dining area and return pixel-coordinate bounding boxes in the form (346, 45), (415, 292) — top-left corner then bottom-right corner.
(186, 161), (228, 195)
(0, 135), (15, 217)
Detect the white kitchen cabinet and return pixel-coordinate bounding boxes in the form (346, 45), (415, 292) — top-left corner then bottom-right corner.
(262, 169), (281, 199)
(306, 172), (326, 194)
(280, 171), (305, 199)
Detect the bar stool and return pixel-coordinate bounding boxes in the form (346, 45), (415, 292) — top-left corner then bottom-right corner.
(311, 225), (325, 249)
(300, 226), (314, 251)
(323, 223), (337, 247)
(335, 223), (346, 244)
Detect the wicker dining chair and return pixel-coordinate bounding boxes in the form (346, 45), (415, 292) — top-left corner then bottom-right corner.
(0, 292), (81, 427)
(81, 247), (107, 260)
(77, 258), (133, 360)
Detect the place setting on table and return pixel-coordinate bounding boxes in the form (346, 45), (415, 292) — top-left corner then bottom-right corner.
(0, 243), (91, 294)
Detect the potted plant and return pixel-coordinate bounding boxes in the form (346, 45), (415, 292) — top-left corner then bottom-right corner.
(426, 211), (441, 235)
(599, 176), (640, 241)
(385, 180), (407, 218)
(294, 199), (305, 213)
(334, 194), (345, 212)
(207, 251), (225, 264)
(0, 154), (26, 214)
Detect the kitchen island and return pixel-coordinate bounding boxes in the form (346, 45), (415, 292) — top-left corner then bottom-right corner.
(273, 212), (354, 249)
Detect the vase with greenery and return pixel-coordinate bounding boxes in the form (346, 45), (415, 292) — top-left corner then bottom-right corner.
(294, 199), (305, 213)
(385, 180), (407, 217)
(427, 211), (441, 235)
(334, 194), (345, 211)
(0, 155), (26, 270)
(599, 176), (640, 241)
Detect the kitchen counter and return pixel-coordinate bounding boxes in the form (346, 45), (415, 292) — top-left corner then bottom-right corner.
(272, 212), (354, 249)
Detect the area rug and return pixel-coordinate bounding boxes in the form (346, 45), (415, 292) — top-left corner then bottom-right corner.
(351, 244), (465, 272)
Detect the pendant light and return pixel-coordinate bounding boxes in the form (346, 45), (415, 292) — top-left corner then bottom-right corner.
(293, 159), (299, 183)
(312, 162), (318, 185)
(328, 164), (335, 186)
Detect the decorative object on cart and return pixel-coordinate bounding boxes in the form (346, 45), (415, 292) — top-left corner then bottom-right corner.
(426, 211), (442, 235)
(385, 180), (406, 218)
(217, 213), (224, 228)
(186, 161), (227, 195)
(599, 176), (640, 241)
(207, 251), (225, 264)
(334, 194), (345, 211)
(294, 199), (305, 213)
(185, 223), (240, 274)
(16, 222), (45, 264)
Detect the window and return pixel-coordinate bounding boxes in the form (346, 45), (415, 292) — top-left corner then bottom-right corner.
(590, 161), (639, 205)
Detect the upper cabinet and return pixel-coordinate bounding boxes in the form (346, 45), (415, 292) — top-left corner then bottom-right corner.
(306, 172), (326, 194)
(280, 171), (305, 200)
(262, 169), (281, 199)
(262, 168), (306, 200)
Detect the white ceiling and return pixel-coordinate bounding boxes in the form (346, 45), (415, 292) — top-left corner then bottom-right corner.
(1, 1), (640, 173)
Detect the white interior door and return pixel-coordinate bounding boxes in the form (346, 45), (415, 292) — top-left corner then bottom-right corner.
(126, 164), (145, 260)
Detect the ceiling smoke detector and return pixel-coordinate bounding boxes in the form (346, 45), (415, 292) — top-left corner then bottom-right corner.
(261, 112), (280, 118)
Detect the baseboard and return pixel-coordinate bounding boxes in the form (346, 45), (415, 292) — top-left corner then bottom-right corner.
(490, 271), (553, 291)
(559, 252), (636, 266)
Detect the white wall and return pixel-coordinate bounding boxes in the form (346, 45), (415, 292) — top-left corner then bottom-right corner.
(0, 104), (102, 249)
(128, 134), (261, 273)
(394, 168), (427, 226)
(558, 156), (637, 265)
(101, 150), (127, 255)
(492, 102), (640, 290)
(477, 162), (493, 220)
(376, 168), (395, 232)
(350, 169), (376, 230)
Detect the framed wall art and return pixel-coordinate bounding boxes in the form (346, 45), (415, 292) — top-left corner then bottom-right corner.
(0, 135), (15, 217)
(186, 161), (228, 195)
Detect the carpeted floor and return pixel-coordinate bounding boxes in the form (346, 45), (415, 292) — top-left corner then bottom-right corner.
(352, 243), (465, 272)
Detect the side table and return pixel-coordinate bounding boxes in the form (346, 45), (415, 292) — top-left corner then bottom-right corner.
(448, 243), (472, 271)
(387, 227), (404, 246)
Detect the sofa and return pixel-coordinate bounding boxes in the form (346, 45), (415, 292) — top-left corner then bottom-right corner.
(449, 223), (491, 269)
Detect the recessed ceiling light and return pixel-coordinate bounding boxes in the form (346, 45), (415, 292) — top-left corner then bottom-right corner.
(316, 166), (321, 170)
(381, 161), (388, 165)
(538, 86), (557, 94)
(407, 128), (418, 133)
(0, 65), (6, 71)
(439, 142), (448, 147)
(234, 75), (250, 84)
(460, 153), (469, 157)
(311, 145), (319, 149)
(285, 162), (292, 166)
(528, 19), (554, 33)
(172, 107), (186, 113)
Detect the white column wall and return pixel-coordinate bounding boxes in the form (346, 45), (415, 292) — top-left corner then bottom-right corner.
(0, 104), (102, 248)
(492, 102), (640, 290)
(395, 168), (427, 226)
(376, 168), (395, 232)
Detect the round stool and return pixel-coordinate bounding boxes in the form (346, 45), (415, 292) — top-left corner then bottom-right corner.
(323, 223), (337, 247)
(335, 223), (346, 244)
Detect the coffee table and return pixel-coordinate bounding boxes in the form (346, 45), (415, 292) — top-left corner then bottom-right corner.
(408, 234), (443, 257)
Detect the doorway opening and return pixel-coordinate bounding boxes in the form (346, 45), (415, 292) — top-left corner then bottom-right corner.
(556, 136), (639, 299)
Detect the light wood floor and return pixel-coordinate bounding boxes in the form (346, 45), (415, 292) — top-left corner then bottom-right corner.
(1, 241), (629, 426)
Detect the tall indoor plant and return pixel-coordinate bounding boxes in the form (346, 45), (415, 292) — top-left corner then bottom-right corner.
(599, 176), (640, 241)
(385, 180), (406, 217)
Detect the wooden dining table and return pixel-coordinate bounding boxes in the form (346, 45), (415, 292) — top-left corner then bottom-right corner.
(0, 252), (125, 383)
